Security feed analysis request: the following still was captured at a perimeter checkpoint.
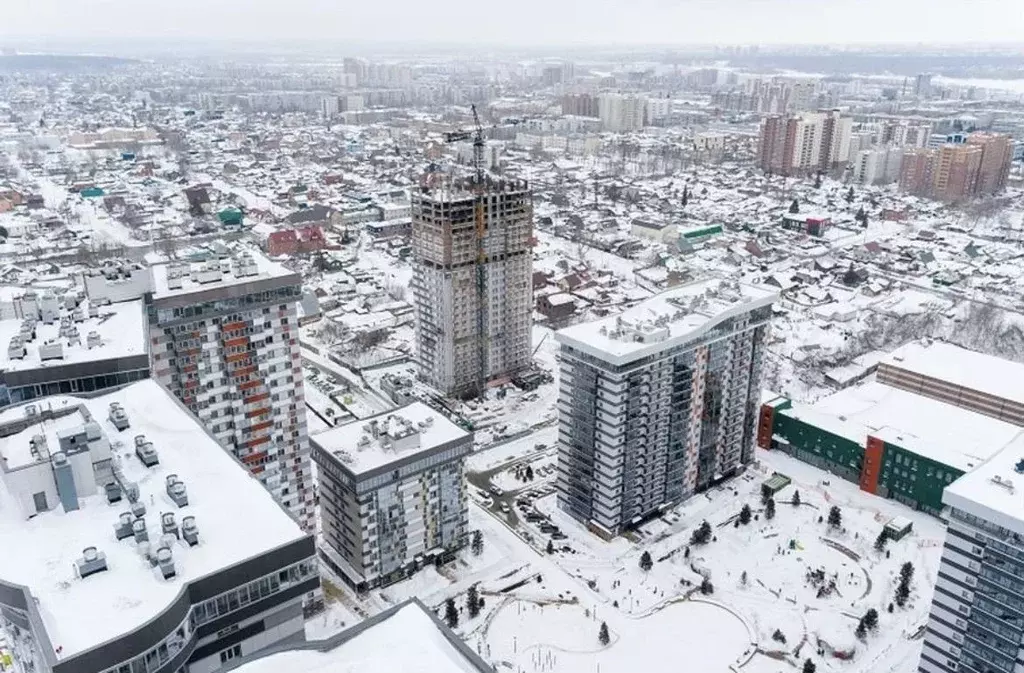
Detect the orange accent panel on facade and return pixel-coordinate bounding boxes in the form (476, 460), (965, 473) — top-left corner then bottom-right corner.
(225, 352), (251, 364)
(242, 451), (268, 465)
(223, 321), (247, 332)
(224, 336), (249, 348)
(860, 436), (885, 494)
(244, 392), (270, 405)
(756, 404), (775, 450)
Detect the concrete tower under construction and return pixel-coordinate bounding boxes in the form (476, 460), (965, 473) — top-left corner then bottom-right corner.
(411, 176), (533, 398)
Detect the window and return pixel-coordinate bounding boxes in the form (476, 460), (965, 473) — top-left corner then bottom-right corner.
(219, 644), (242, 664)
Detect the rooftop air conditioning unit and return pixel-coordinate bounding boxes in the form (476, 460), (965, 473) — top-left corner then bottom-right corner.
(87, 331), (103, 350)
(166, 475), (188, 507)
(182, 516), (199, 546)
(74, 547), (108, 579)
(108, 402), (129, 430)
(114, 512), (134, 540)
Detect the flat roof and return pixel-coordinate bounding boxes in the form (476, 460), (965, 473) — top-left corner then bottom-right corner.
(882, 340), (1024, 406)
(312, 402), (468, 476)
(0, 297), (146, 373)
(0, 380), (306, 658)
(944, 433), (1024, 538)
(150, 250), (295, 300)
(555, 278), (777, 366)
(232, 602), (485, 673)
(781, 380), (1024, 472)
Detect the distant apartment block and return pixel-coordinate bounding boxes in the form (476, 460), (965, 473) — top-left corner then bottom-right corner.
(899, 132), (1014, 201)
(0, 288), (149, 409)
(411, 177), (533, 398)
(147, 251), (314, 531)
(597, 93), (646, 132)
(554, 279), (776, 538)
(312, 402), (471, 591)
(561, 93), (598, 118)
(757, 110), (852, 176)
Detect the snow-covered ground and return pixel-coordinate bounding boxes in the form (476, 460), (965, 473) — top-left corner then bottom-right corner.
(453, 448), (944, 673)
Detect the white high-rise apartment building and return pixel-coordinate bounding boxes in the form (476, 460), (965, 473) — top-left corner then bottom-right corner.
(598, 93), (647, 132)
(555, 279), (776, 538)
(411, 176), (533, 398)
(853, 146), (905, 185)
(148, 251), (315, 531)
(918, 435), (1024, 673)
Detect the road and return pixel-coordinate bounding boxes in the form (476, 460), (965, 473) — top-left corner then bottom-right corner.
(466, 436), (557, 530)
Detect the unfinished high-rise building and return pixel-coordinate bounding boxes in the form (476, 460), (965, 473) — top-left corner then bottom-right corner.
(411, 176), (533, 398)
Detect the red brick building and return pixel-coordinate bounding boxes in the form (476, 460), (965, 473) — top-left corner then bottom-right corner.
(267, 225), (327, 257)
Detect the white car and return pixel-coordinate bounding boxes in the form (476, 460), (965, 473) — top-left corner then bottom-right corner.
(490, 486), (504, 496)
(500, 503), (510, 514)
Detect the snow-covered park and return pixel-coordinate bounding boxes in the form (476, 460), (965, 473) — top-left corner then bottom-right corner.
(447, 448), (945, 673)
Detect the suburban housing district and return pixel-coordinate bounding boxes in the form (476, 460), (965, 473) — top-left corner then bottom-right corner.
(0, 44), (1023, 673)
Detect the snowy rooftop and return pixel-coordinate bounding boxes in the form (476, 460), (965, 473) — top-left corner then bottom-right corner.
(232, 602), (485, 673)
(312, 402), (469, 476)
(944, 433), (1024, 537)
(150, 251), (295, 299)
(783, 380), (1023, 472)
(556, 278), (777, 365)
(0, 296), (146, 373)
(882, 340), (1024, 406)
(0, 380), (305, 658)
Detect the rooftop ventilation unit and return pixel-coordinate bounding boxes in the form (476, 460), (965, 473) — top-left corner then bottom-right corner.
(166, 475), (188, 507)
(114, 512), (134, 540)
(52, 452), (79, 513)
(7, 336), (25, 360)
(87, 331), (103, 350)
(105, 482), (122, 504)
(135, 435), (159, 467)
(72, 306), (86, 323)
(166, 265), (184, 291)
(156, 546), (176, 579)
(132, 517), (148, 543)
(991, 475), (1015, 493)
(38, 340), (64, 361)
(161, 512), (179, 539)
(19, 319), (35, 341)
(131, 500), (147, 518)
(74, 547), (108, 579)
(182, 516), (199, 546)
(108, 403), (129, 431)
(1015, 459), (1024, 475)
(25, 405), (38, 419)
(233, 253), (259, 278)
(193, 260), (223, 285)
(88, 303), (99, 318)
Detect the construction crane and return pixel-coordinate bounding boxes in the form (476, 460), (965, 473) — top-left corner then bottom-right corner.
(442, 105), (490, 399)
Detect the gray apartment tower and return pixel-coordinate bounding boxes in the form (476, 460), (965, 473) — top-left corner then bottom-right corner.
(554, 279), (776, 538)
(312, 402), (472, 592)
(411, 176), (533, 398)
(918, 436), (1024, 673)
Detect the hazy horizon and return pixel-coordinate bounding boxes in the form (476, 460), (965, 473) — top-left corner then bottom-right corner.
(3, 0), (1024, 48)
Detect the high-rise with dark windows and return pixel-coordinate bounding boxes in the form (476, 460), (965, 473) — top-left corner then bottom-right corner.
(554, 279), (776, 539)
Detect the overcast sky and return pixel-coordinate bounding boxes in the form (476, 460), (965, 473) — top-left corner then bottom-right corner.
(2, 0), (1024, 47)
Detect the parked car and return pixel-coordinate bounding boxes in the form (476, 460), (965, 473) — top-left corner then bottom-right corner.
(490, 486), (503, 496)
